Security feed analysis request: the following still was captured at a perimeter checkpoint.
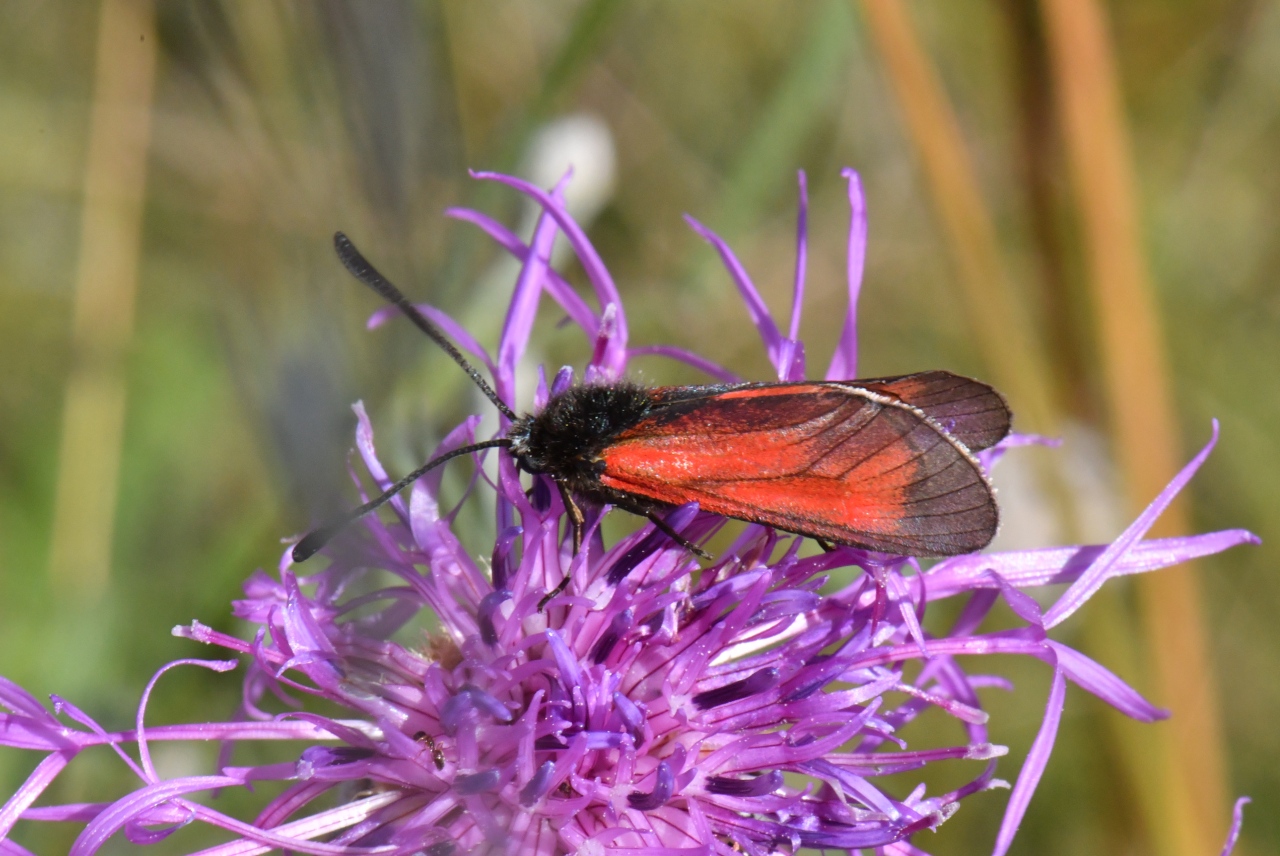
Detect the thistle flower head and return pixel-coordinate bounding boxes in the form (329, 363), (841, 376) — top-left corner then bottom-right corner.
(0, 170), (1257, 856)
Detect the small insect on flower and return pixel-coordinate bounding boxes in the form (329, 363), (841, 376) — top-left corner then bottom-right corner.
(293, 232), (1011, 574)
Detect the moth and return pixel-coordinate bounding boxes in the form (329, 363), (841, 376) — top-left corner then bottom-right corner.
(293, 233), (1009, 567)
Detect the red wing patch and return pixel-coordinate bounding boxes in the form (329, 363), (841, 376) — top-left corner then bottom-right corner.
(598, 383), (998, 555)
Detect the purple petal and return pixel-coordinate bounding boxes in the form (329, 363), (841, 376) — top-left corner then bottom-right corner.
(706, 770), (783, 797)
(467, 687), (514, 723)
(0, 750), (74, 840)
(977, 431), (1061, 471)
(684, 214), (784, 374)
(250, 780), (332, 831)
(408, 416), (482, 562)
(692, 668), (781, 710)
(0, 678), (57, 722)
(926, 529), (1258, 601)
(455, 769), (502, 795)
(124, 805), (195, 845)
(471, 170), (629, 374)
(1221, 797), (1251, 856)
(1050, 641), (1166, 722)
(1044, 421), (1220, 628)
(0, 715), (76, 752)
(788, 170), (809, 342)
(776, 338), (806, 382)
(135, 659), (237, 782)
(49, 697), (142, 778)
(296, 746), (376, 781)
(612, 691), (644, 736)
(800, 758), (903, 818)
(14, 804), (120, 823)
(212, 791), (402, 854)
(520, 760), (556, 807)
(993, 666), (1067, 856)
(585, 302), (622, 382)
(69, 775), (242, 856)
(826, 168), (867, 380)
(627, 761), (674, 811)
(627, 345), (741, 383)
(550, 366), (574, 397)
(350, 401), (406, 523)
(478, 589), (512, 647)
(988, 571), (1044, 627)
(773, 171), (811, 382)
(367, 302), (498, 379)
(496, 177), (567, 402)
(1, 838), (37, 856)
(490, 526), (521, 592)
(445, 206), (598, 334)
(544, 629), (583, 690)
(590, 608), (633, 665)
(605, 503), (701, 585)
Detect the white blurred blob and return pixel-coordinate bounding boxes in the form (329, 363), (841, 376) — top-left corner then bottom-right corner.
(988, 421), (1127, 555)
(988, 448), (1062, 552)
(150, 741), (211, 783)
(518, 113), (618, 257)
(1057, 423), (1128, 544)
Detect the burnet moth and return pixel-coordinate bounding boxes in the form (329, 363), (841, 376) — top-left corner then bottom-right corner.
(293, 232), (1011, 570)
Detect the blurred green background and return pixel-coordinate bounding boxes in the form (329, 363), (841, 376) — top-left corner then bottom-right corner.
(1, 1), (1276, 853)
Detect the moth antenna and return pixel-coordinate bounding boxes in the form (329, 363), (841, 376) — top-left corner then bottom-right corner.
(292, 438), (511, 562)
(333, 232), (519, 422)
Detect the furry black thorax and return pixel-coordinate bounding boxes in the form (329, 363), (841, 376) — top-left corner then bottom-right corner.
(507, 382), (654, 489)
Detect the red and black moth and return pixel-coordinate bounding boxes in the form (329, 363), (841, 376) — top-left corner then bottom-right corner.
(293, 233), (1011, 566)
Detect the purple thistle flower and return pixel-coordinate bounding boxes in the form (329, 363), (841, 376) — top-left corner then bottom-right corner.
(0, 170), (1257, 855)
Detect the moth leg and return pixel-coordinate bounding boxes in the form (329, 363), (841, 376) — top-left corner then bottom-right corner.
(558, 481), (585, 554)
(539, 481), (582, 610)
(816, 539), (837, 553)
(643, 509), (711, 560)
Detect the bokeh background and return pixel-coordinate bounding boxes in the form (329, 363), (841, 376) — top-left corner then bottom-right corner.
(1, 1), (1276, 853)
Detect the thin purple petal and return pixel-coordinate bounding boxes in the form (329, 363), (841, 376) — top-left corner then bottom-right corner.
(627, 345), (741, 383)
(0, 678), (56, 722)
(0, 750), (74, 840)
(136, 659), (238, 782)
(471, 170), (629, 375)
(826, 168), (867, 380)
(1221, 797), (1250, 856)
(1049, 641), (1166, 722)
(1044, 421), (1220, 628)
(926, 529), (1258, 601)
(349, 401), (406, 524)
(788, 170), (808, 342)
(993, 666), (1067, 856)
(69, 776), (243, 856)
(684, 214), (784, 375)
(496, 176), (568, 403)
(368, 302), (498, 379)
(445, 206), (598, 334)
